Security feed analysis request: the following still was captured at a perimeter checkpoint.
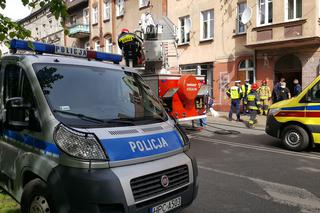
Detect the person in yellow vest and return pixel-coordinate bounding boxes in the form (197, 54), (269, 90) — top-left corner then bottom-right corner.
(226, 80), (243, 121)
(241, 79), (251, 114)
(244, 83), (261, 128)
(257, 79), (272, 115)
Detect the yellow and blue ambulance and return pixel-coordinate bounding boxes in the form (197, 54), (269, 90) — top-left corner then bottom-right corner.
(266, 75), (320, 151)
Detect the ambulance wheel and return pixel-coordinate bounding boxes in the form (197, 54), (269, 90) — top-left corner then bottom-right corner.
(281, 125), (309, 151)
(21, 179), (55, 213)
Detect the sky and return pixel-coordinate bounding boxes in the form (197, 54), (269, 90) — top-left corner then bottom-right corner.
(1, 0), (31, 21)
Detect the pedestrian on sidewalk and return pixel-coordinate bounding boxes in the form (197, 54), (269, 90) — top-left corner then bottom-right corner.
(244, 83), (261, 128)
(226, 80), (243, 122)
(278, 82), (291, 101)
(293, 79), (302, 97)
(257, 79), (271, 115)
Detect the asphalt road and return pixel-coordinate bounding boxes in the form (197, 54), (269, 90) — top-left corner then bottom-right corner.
(182, 121), (320, 213)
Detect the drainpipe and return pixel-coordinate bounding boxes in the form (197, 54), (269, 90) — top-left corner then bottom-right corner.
(111, 0), (116, 50)
(99, 0), (104, 49)
(254, 49), (257, 83)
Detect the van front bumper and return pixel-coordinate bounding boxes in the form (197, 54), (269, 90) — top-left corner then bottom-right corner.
(265, 115), (281, 138)
(47, 152), (198, 213)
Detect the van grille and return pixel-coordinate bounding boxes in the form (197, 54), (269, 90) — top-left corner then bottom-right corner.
(130, 165), (189, 202)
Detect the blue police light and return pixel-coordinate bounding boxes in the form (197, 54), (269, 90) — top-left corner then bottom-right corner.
(10, 39), (123, 64)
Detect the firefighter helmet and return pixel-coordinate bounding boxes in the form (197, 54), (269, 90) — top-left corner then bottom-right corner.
(121, 28), (129, 33)
(262, 80), (267, 85)
(251, 83), (258, 91)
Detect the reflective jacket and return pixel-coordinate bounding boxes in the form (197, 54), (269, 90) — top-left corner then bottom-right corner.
(257, 85), (271, 100)
(226, 86), (243, 100)
(241, 84), (251, 98)
(244, 91), (261, 110)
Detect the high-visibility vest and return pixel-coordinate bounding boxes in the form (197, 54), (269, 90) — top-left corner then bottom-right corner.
(227, 86), (242, 99)
(245, 92), (261, 110)
(242, 84), (251, 97)
(258, 85), (271, 100)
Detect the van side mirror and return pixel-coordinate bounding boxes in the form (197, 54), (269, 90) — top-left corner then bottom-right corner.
(5, 97), (31, 131)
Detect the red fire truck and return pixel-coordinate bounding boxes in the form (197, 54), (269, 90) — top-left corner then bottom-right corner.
(143, 74), (207, 122)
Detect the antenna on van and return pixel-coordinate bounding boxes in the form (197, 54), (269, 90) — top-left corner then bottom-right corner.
(88, 159), (92, 172)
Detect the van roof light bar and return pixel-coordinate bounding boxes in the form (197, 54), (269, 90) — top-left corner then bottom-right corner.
(9, 39), (122, 64)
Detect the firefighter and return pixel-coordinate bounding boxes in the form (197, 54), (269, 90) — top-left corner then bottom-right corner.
(241, 79), (251, 114)
(226, 80), (243, 121)
(257, 79), (271, 115)
(117, 28), (143, 67)
(245, 83), (261, 128)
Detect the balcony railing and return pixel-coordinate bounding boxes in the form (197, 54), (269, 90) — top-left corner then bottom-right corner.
(68, 24), (90, 38)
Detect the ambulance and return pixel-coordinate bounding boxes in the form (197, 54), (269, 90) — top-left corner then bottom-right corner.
(0, 39), (198, 213)
(266, 75), (320, 151)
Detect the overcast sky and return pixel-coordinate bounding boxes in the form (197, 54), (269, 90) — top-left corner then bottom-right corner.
(1, 0), (31, 21)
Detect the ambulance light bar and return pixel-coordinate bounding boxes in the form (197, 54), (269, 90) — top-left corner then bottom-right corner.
(10, 39), (122, 64)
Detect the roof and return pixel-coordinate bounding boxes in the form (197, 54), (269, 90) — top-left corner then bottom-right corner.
(2, 54), (136, 73)
(17, 4), (50, 24)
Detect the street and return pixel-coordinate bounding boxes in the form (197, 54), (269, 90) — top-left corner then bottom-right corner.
(182, 118), (320, 213)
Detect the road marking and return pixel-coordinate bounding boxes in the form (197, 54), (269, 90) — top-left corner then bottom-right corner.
(296, 167), (320, 173)
(194, 136), (320, 160)
(198, 165), (320, 212)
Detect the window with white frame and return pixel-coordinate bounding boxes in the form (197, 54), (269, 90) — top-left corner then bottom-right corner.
(105, 36), (113, 53)
(200, 9), (214, 40)
(70, 15), (76, 26)
(239, 59), (255, 84)
(104, 0), (111, 20)
(92, 6), (98, 24)
(179, 16), (191, 44)
(94, 40), (101, 51)
(116, 0), (125, 17)
(139, 0), (149, 8)
(237, 3), (246, 34)
(83, 8), (89, 25)
(258, 0), (273, 25)
(285, 0), (302, 20)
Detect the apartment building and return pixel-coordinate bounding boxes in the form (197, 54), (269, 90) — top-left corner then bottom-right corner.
(65, 0), (90, 48)
(168, 0), (320, 111)
(18, 4), (64, 45)
(65, 0), (166, 53)
(168, 0), (252, 109)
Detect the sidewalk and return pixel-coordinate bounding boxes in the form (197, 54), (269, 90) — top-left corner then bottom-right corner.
(207, 111), (267, 129)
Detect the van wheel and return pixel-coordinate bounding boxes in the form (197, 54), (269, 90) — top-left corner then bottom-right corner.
(21, 179), (54, 213)
(281, 125), (309, 151)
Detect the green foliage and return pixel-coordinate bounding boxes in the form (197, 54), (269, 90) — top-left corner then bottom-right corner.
(0, 191), (20, 213)
(0, 0), (67, 43)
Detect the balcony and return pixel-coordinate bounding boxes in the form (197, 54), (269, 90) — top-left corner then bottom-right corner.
(66, 0), (88, 11)
(68, 24), (90, 38)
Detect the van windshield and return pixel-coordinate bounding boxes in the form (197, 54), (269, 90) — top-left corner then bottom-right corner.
(33, 63), (167, 127)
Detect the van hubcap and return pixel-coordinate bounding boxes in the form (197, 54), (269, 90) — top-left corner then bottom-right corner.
(30, 196), (50, 213)
(286, 131), (301, 147)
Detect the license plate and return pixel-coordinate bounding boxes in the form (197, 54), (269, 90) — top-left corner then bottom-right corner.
(150, 197), (181, 213)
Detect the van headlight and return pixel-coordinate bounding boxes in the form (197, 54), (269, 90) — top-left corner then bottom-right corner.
(268, 108), (281, 116)
(54, 124), (107, 160)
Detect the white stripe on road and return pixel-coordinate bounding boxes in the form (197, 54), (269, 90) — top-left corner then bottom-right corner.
(198, 165), (320, 213)
(194, 136), (320, 160)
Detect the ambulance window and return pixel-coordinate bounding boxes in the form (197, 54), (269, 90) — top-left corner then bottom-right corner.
(310, 82), (320, 102)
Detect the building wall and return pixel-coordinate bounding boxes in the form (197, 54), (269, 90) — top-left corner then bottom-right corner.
(20, 6), (64, 45)
(88, 0), (164, 53)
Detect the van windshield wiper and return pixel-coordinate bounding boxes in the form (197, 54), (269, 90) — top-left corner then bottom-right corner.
(53, 109), (104, 124)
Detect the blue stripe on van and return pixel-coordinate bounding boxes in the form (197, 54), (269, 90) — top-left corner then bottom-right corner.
(281, 106), (320, 111)
(4, 130), (60, 156)
(306, 105), (320, 111)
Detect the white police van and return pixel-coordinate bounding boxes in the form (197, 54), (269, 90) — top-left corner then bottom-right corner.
(0, 40), (198, 213)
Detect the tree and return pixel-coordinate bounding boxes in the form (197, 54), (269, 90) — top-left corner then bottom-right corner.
(0, 0), (67, 43)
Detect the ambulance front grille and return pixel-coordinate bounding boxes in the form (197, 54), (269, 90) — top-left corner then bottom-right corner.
(130, 165), (189, 202)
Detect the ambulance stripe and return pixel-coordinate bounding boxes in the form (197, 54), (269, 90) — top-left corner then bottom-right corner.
(275, 111), (304, 117)
(306, 112), (320, 117)
(281, 106), (305, 111)
(281, 105), (320, 111)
